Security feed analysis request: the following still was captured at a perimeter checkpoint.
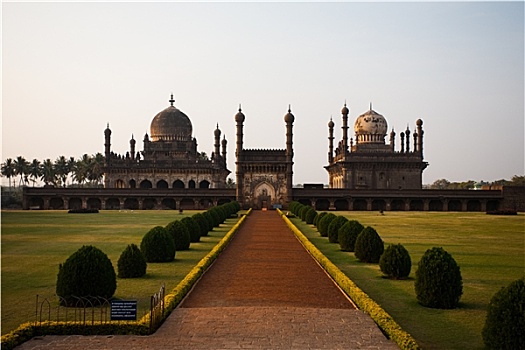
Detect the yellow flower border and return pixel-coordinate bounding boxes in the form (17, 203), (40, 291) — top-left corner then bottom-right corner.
(277, 209), (421, 350)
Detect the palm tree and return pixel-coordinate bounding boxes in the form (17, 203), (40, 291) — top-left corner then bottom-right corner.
(54, 156), (69, 187)
(14, 156), (29, 187)
(40, 159), (56, 186)
(87, 153), (105, 186)
(28, 159), (42, 187)
(1, 158), (16, 189)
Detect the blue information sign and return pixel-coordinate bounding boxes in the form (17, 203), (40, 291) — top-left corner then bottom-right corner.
(111, 300), (137, 321)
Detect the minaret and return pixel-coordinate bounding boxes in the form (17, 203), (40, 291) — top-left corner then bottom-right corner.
(341, 103), (349, 155)
(214, 123), (221, 161)
(221, 135), (227, 167)
(405, 126), (411, 153)
(235, 105), (245, 205)
(400, 131), (405, 153)
(284, 106), (295, 205)
(328, 117), (334, 163)
(413, 130), (418, 153)
(416, 119), (424, 157)
(130, 134), (136, 161)
(104, 123), (112, 166)
(390, 129), (396, 152)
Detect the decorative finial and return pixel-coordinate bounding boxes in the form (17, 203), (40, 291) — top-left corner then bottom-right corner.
(169, 93), (175, 106)
(238, 103), (242, 112)
(370, 102), (372, 110)
(288, 104), (291, 113)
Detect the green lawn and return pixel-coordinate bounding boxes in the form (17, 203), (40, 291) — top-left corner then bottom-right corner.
(291, 212), (524, 350)
(1, 210), (238, 335)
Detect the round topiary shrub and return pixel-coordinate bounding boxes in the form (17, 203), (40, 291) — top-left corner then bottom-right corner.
(338, 220), (364, 252)
(305, 208), (317, 225)
(192, 213), (209, 237)
(165, 220), (191, 251)
(379, 244), (412, 279)
(482, 277), (525, 350)
(140, 226), (176, 263)
(117, 244), (147, 278)
(208, 208), (223, 226)
(354, 226), (384, 263)
(201, 211), (215, 232)
(56, 245), (116, 306)
(317, 213), (336, 237)
(181, 216), (201, 243)
(327, 216), (348, 243)
(314, 211), (327, 227)
(299, 206), (310, 221)
(415, 247), (463, 309)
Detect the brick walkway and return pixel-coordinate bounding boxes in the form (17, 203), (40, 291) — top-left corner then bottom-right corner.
(16, 211), (398, 349)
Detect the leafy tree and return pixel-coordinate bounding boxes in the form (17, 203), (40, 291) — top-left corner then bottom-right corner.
(430, 178), (450, 189)
(54, 156), (70, 187)
(511, 175), (525, 186)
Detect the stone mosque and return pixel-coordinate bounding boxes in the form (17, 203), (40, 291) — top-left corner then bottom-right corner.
(23, 94), (519, 212)
(325, 103), (428, 190)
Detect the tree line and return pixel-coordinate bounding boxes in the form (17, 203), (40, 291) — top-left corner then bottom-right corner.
(427, 176), (525, 190)
(1, 154), (105, 188)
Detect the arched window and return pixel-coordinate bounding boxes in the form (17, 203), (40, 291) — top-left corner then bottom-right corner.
(199, 180), (210, 189)
(129, 179), (136, 188)
(173, 180), (185, 188)
(140, 180), (152, 189)
(157, 180), (168, 189)
(188, 180), (196, 188)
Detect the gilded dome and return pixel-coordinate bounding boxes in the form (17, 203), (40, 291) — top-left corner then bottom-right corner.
(354, 109), (388, 136)
(150, 96), (192, 142)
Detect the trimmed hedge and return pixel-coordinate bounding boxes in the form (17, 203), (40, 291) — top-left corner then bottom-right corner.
(181, 216), (201, 243)
(355, 227), (384, 263)
(317, 213), (336, 237)
(327, 215), (348, 243)
(338, 220), (364, 252)
(56, 245), (116, 306)
(140, 226), (176, 263)
(379, 244), (412, 279)
(117, 244), (147, 278)
(192, 213), (209, 237)
(165, 220), (191, 251)
(278, 209), (421, 350)
(415, 247), (463, 309)
(482, 277), (525, 349)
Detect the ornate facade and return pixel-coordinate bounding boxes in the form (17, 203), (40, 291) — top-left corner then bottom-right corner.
(325, 104), (428, 190)
(103, 95), (230, 190)
(234, 106), (294, 209)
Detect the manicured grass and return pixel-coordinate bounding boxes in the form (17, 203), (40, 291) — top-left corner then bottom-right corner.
(292, 212), (524, 350)
(1, 210), (238, 335)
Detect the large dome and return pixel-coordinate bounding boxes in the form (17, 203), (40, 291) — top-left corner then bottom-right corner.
(150, 97), (192, 142)
(354, 108), (388, 143)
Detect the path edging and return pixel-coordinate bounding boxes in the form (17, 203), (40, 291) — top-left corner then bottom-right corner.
(277, 209), (421, 350)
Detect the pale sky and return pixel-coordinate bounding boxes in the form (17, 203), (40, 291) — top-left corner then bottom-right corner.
(2, 1), (524, 186)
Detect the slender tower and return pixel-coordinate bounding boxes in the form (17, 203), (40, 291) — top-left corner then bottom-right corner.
(214, 123), (221, 161)
(221, 135), (227, 166)
(416, 119), (424, 157)
(284, 106), (295, 206)
(341, 103), (349, 155)
(328, 117), (334, 163)
(235, 106), (245, 205)
(104, 124), (112, 187)
(130, 134), (136, 161)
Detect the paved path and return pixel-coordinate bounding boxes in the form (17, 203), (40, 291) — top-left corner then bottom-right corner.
(16, 211), (398, 349)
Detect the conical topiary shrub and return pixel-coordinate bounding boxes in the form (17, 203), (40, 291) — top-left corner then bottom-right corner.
(117, 243), (147, 278)
(165, 220), (191, 251)
(56, 245), (116, 306)
(338, 220), (364, 252)
(354, 226), (384, 263)
(415, 247), (463, 309)
(327, 216), (348, 243)
(379, 244), (412, 279)
(192, 213), (209, 237)
(482, 277), (525, 349)
(317, 213), (337, 237)
(140, 226), (176, 263)
(181, 216), (201, 243)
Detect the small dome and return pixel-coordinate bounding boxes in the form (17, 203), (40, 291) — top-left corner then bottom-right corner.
(328, 118), (335, 128)
(150, 98), (192, 142)
(341, 103), (349, 115)
(354, 109), (388, 136)
(214, 124), (221, 137)
(416, 119), (423, 127)
(235, 106), (245, 123)
(284, 107), (295, 123)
